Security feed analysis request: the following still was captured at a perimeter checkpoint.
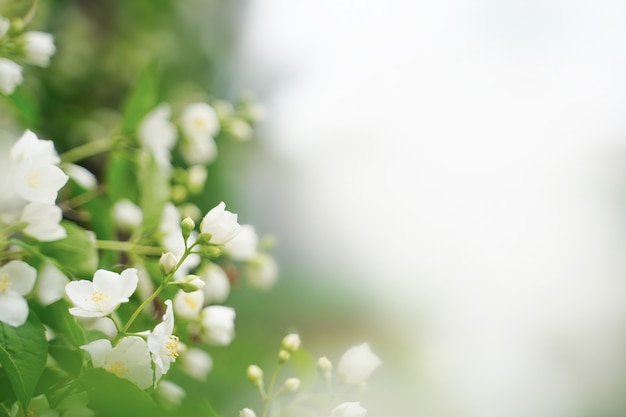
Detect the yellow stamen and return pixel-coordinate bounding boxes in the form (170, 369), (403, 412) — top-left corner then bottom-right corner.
(27, 171), (40, 189)
(166, 335), (179, 359)
(106, 360), (127, 377)
(0, 273), (10, 292)
(91, 291), (108, 302)
(183, 295), (198, 311)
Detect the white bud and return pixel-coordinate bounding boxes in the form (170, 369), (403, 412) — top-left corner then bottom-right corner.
(0, 58), (22, 95)
(112, 199), (143, 230)
(283, 377), (300, 392)
(328, 402), (367, 417)
(159, 252), (178, 274)
(278, 350), (290, 363)
(239, 408), (256, 417)
(281, 333), (301, 352)
(247, 365), (263, 385)
(22, 31), (56, 67)
(187, 165), (208, 193)
(317, 356), (333, 379)
(338, 343), (381, 385)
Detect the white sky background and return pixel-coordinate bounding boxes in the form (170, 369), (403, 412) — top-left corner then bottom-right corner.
(232, 1), (626, 416)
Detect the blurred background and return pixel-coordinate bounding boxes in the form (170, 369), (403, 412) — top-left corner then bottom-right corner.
(4, 0), (626, 416)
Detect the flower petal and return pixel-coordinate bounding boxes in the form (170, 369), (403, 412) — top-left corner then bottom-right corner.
(0, 291), (29, 327)
(1, 260), (36, 295)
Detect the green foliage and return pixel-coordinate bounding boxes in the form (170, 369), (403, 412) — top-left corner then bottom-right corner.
(139, 155), (170, 231)
(120, 63), (160, 135)
(0, 313), (47, 410)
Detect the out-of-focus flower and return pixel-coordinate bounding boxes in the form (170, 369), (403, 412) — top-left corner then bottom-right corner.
(81, 337), (153, 389)
(226, 118), (253, 142)
(223, 224), (258, 261)
(35, 262), (69, 306)
(10, 130), (60, 166)
(77, 317), (118, 339)
(20, 202), (66, 241)
(247, 365), (263, 384)
(0, 260), (36, 327)
(338, 343), (381, 385)
(159, 203), (200, 277)
(10, 394), (59, 417)
(112, 199), (143, 230)
(180, 134), (217, 165)
(328, 402), (367, 417)
(187, 165), (208, 193)
(13, 158), (68, 204)
(22, 31), (56, 67)
(0, 17), (10, 39)
(200, 305), (235, 345)
(283, 377), (300, 392)
(198, 263), (230, 304)
(239, 408), (256, 417)
(155, 380), (186, 409)
(64, 163), (97, 189)
(200, 201), (241, 245)
(147, 300), (178, 379)
(180, 102), (220, 139)
(245, 253), (278, 290)
(180, 347), (213, 380)
(173, 289), (204, 319)
(317, 356), (333, 380)
(0, 58), (22, 95)
(65, 268), (138, 317)
(281, 333), (301, 353)
(138, 104), (177, 171)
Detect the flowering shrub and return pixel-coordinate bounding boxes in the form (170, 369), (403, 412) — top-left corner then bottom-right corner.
(0, 2), (380, 417)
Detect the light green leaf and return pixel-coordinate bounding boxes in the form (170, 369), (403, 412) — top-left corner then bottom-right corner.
(0, 312), (48, 410)
(37, 221), (98, 280)
(105, 151), (139, 204)
(35, 300), (86, 348)
(139, 154), (169, 231)
(120, 64), (159, 134)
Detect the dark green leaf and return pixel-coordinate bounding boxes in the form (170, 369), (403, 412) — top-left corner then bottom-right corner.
(120, 64), (159, 134)
(77, 369), (165, 417)
(35, 300), (85, 347)
(0, 312), (48, 410)
(37, 221), (98, 280)
(6, 88), (40, 127)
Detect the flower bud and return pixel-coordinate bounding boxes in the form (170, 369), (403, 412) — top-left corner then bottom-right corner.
(317, 356), (333, 380)
(281, 333), (301, 353)
(338, 343), (381, 385)
(187, 165), (208, 194)
(283, 377), (300, 392)
(171, 184), (187, 203)
(199, 244), (222, 259)
(328, 402), (367, 417)
(277, 350), (290, 363)
(181, 217), (195, 239)
(200, 201), (241, 245)
(239, 408), (256, 417)
(170, 275), (205, 292)
(247, 365), (263, 386)
(159, 252), (178, 275)
(22, 31), (56, 67)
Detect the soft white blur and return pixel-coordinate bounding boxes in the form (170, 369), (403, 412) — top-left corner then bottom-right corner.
(232, 1), (626, 416)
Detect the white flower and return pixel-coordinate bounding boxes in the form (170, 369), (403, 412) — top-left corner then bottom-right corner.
(200, 305), (235, 345)
(180, 347), (212, 380)
(138, 104), (177, 171)
(159, 203), (200, 277)
(10, 130), (60, 166)
(65, 163), (97, 189)
(20, 202), (66, 241)
(227, 118), (253, 142)
(199, 263), (230, 304)
(0, 260), (36, 327)
(65, 268), (138, 317)
(35, 262), (69, 306)
(155, 380), (186, 408)
(239, 408), (257, 417)
(283, 377), (300, 392)
(200, 201), (241, 245)
(317, 356), (333, 379)
(173, 289), (204, 319)
(180, 134), (218, 165)
(0, 58), (22, 95)
(159, 252), (178, 275)
(223, 224), (258, 261)
(78, 317), (118, 339)
(0, 17), (10, 39)
(328, 402), (367, 417)
(187, 165), (208, 193)
(245, 254), (278, 290)
(147, 300), (179, 379)
(13, 158), (69, 204)
(22, 31), (56, 67)
(112, 199), (143, 230)
(180, 102), (220, 139)
(338, 343), (381, 385)
(81, 337), (153, 389)
(281, 333), (301, 352)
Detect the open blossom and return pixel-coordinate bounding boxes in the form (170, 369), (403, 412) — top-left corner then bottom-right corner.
(180, 347), (213, 380)
(200, 305), (235, 345)
(147, 300), (179, 379)
(223, 224), (258, 261)
(81, 337), (153, 389)
(200, 201), (241, 245)
(173, 289), (204, 319)
(22, 31), (56, 67)
(328, 402), (367, 417)
(0, 58), (22, 95)
(20, 202), (66, 241)
(10, 130), (60, 165)
(138, 104), (177, 171)
(65, 268), (138, 317)
(13, 158), (69, 204)
(35, 262), (69, 306)
(181, 102), (220, 139)
(245, 253), (278, 290)
(0, 260), (36, 327)
(338, 343), (381, 385)
(199, 263), (230, 304)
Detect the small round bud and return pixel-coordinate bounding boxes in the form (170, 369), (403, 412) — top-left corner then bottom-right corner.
(283, 377), (300, 392)
(187, 165), (208, 194)
(239, 408), (256, 417)
(281, 333), (301, 352)
(277, 350), (290, 363)
(170, 274), (205, 292)
(171, 184), (187, 203)
(247, 365), (263, 385)
(317, 356), (333, 380)
(179, 203), (202, 222)
(181, 217), (196, 239)
(159, 252), (178, 275)
(199, 244), (222, 259)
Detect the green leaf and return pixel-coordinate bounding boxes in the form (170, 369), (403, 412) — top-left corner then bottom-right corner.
(35, 300), (85, 347)
(0, 312), (48, 410)
(78, 369), (165, 417)
(6, 88), (40, 127)
(105, 151), (139, 204)
(139, 154), (169, 231)
(120, 64), (159, 134)
(37, 221), (98, 280)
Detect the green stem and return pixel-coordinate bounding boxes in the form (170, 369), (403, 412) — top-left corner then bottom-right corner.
(122, 284), (164, 333)
(95, 240), (163, 256)
(60, 136), (118, 163)
(261, 362), (282, 417)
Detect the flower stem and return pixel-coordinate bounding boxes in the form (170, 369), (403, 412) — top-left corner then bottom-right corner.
(261, 362), (282, 417)
(60, 136), (118, 163)
(122, 284), (163, 333)
(95, 240), (163, 256)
